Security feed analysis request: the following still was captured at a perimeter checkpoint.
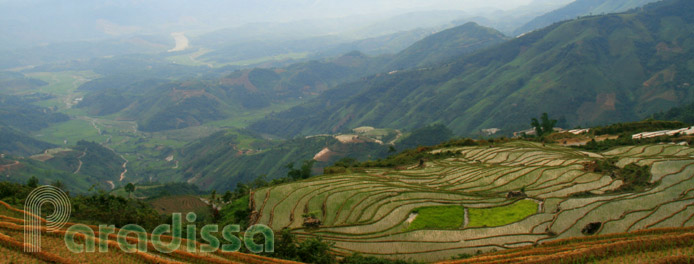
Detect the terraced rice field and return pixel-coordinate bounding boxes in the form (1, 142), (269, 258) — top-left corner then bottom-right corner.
(250, 142), (694, 262)
(0, 201), (299, 264)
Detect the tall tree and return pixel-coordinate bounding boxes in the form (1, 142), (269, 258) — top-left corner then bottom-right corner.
(210, 189), (217, 202)
(300, 160), (316, 180)
(286, 163), (302, 180)
(124, 183), (135, 198)
(531, 113), (557, 137)
(27, 176), (39, 188)
(51, 180), (65, 191)
(222, 191), (233, 203)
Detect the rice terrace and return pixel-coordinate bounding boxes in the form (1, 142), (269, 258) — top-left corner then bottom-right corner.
(4, 0), (694, 263)
(250, 142), (694, 262)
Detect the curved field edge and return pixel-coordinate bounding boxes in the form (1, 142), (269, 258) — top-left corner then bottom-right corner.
(250, 143), (694, 261)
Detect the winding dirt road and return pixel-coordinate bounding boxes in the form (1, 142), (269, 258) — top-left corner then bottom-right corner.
(119, 155), (128, 182)
(73, 151), (86, 174)
(0, 160), (20, 172)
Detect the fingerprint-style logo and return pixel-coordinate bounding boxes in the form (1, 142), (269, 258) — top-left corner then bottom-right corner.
(24, 185), (71, 252)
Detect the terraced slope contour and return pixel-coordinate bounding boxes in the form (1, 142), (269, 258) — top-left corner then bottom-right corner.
(251, 142), (694, 262)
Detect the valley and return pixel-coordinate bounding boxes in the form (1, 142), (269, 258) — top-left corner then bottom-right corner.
(1, 0), (694, 263)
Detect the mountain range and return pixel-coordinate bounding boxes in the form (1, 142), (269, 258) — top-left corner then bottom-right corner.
(249, 0), (694, 137)
(513, 0), (663, 36)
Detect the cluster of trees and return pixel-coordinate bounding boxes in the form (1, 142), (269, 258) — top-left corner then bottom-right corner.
(0, 180), (35, 205)
(653, 102), (694, 124)
(587, 158), (653, 193)
(530, 113), (557, 138)
(286, 160), (316, 181)
(0, 178), (162, 230)
(71, 190), (162, 230)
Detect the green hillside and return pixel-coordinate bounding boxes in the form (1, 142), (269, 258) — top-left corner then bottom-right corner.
(0, 140), (126, 193)
(250, 0), (694, 137)
(0, 72), (47, 94)
(0, 126), (55, 156)
(176, 129), (392, 190)
(0, 94), (69, 132)
(175, 123), (475, 191)
(653, 101), (694, 124)
(68, 21), (509, 133)
(73, 21), (509, 133)
(513, 0), (662, 36)
(317, 28), (434, 57)
(73, 52), (391, 132)
(387, 22), (508, 70)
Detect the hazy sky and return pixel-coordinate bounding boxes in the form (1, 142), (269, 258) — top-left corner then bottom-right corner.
(269, 0), (537, 16)
(0, 0), (552, 48)
(1, 0), (539, 22)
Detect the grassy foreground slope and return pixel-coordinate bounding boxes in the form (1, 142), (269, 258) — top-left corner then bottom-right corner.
(250, 141), (694, 262)
(0, 200), (301, 264)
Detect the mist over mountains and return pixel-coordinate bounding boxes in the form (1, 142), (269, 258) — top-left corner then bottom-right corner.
(4, 2), (694, 262)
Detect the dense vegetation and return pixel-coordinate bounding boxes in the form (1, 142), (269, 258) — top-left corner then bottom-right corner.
(513, 0), (661, 36)
(177, 129), (393, 190)
(70, 191), (162, 230)
(73, 140), (124, 183)
(0, 140), (126, 193)
(0, 94), (68, 132)
(587, 158), (654, 193)
(0, 125), (56, 156)
(0, 180), (161, 229)
(653, 101), (694, 124)
(386, 22), (507, 70)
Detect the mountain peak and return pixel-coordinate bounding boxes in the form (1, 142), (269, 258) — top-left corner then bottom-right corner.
(386, 22), (508, 70)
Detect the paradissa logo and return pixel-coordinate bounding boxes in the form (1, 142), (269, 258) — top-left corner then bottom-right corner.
(24, 185), (71, 252)
(24, 185), (273, 254)
(64, 213), (274, 254)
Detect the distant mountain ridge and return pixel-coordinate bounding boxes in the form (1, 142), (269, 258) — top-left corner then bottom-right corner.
(74, 22), (506, 132)
(387, 22), (508, 70)
(514, 0), (662, 36)
(249, 0), (694, 137)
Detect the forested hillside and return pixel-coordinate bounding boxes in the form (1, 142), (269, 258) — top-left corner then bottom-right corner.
(513, 0), (662, 36)
(387, 22), (508, 70)
(250, 0), (694, 137)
